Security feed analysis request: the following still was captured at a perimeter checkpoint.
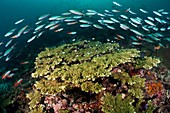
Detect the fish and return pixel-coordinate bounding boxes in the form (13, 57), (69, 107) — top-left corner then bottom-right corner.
(110, 18), (120, 23)
(5, 39), (13, 47)
(66, 22), (78, 25)
(15, 19), (24, 25)
(67, 32), (77, 35)
(103, 19), (114, 24)
(20, 61), (29, 65)
(86, 12), (97, 16)
(3, 47), (14, 56)
(17, 25), (28, 36)
(130, 18), (142, 25)
(49, 24), (60, 30)
(128, 9), (136, 15)
(7, 73), (14, 78)
(106, 25), (115, 30)
(79, 20), (91, 24)
(69, 10), (84, 15)
(162, 12), (168, 15)
(153, 11), (162, 16)
(2, 70), (11, 79)
(5, 55), (12, 61)
(132, 42), (142, 45)
(54, 28), (64, 32)
(14, 78), (23, 87)
(80, 24), (91, 28)
(62, 12), (71, 16)
(35, 24), (45, 31)
(158, 9), (164, 12)
(120, 24), (129, 30)
(112, 9), (120, 13)
(165, 38), (170, 41)
(120, 15), (128, 19)
(49, 16), (60, 20)
(140, 9), (148, 13)
(93, 24), (103, 29)
(130, 29), (144, 36)
(155, 17), (162, 23)
(112, 1), (122, 7)
(144, 20), (155, 26)
(38, 14), (50, 20)
(147, 17), (154, 21)
(27, 35), (37, 43)
(4, 28), (17, 37)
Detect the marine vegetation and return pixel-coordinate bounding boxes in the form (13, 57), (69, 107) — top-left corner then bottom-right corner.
(27, 40), (168, 113)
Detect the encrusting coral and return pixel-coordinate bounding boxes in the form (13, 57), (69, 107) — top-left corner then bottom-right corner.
(27, 40), (164, 113)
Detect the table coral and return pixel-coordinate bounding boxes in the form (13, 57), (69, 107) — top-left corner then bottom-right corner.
(27, 40), (164, 113)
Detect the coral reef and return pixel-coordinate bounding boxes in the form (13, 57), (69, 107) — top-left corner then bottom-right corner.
(27, 40), (165, 113)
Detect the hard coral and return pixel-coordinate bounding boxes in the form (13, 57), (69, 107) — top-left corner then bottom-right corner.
(27, 40), (164, 113)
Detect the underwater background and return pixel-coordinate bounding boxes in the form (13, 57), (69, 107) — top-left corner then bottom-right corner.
(0, 0), (170, 113)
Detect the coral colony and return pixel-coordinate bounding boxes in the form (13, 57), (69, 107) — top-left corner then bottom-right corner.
(26, 40), (167, 113)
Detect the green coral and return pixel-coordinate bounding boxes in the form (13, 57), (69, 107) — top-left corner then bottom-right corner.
(135, 56), (161, 69)
(81, 81), (104, 93)
(27, 40), (160, 112)
(101, 93), (135, 113)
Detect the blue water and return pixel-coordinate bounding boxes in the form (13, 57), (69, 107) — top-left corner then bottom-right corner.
(0, 0), (169, 36)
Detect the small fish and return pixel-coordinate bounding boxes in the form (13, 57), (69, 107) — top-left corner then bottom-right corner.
(120, 15), (128, 19)
(132, 42), (142, 45)
(153, 11), (162, 16)
(79, 20), (90, 24)
(144, 20), (155, 26)
(20, 61), (29, 65)
(2, 71), (11, 79)
(106, 25), (115, 30)
(80, 24), (91, 28)
(54, 28), (64, 32)
(130, 18), (141, 25)
(120, 24), (129, 30)
(113, 1), (122, 6)
(140, 9), (148, 13)
(112, 9), (120, 13)
(15, 19), (24, 25)
(5, 39), (13, 47)
(69, 10), (84, 15)
(93, 24), (103, 29)
(128, 9), (136, 15)
(66, 22), (78, 25)
(116, 34), (125, 39)
(17, 25), (28, 36)
(110, 18), (120, 23)
(154, 45), (161, 50)
(161, 12), (168, 15)
(14, 78), (23, 87)
(3, 47), (14, 56)
(35, 24), (45, 31)
(158, 9), (164, 12)
(165, 38), (170, 41)
(27, 35), (37, 43)
(38, 14), (50, 20)
(103, 19), (114, 24)
(67, 32), (77, 35)
(62, 12), (71, 16)
(49, 24), (60, 30)
(147, 17), (154, 21)
(4, 28), (17, 37)
(7, 73), (14, 78)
